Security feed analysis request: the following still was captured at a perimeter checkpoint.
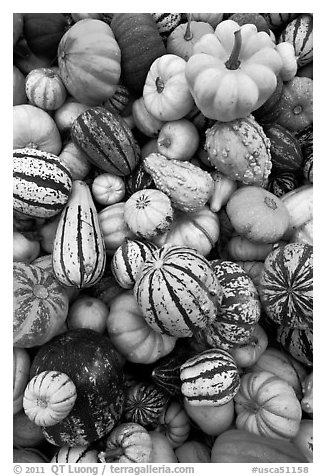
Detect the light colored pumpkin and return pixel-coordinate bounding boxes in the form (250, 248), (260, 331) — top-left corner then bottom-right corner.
(13, 231), (40, 263)
(66, 295), (108, 334)
(157, 119), (199, 160)
(92, 173), (125, 206)
(25, 67), (67, 110)
(157, 400), (191, 448)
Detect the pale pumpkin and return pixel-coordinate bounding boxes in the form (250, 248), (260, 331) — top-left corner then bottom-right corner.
(25, 67), (67, 110)
(157, 400), (191, 448)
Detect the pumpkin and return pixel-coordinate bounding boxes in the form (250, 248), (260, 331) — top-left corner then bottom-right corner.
(157, 400), (191, 448)
(175, 439), (211, 463)
(211, 428), (309, 463)
(234, 370), (302, 439)
(23, 370), (77, 427)
(110, 13), (166, 94)
(98, 202), (136, 255)
(301, 372), (313, 415)
(58, 141), (91, 181)
(276, 325), (313, 367)
(99, 422), (153, 463)
(134, 244), (223, 338)
(143, 54), (194, 121)
(292, 419), (313, 463)
(124, 382), (169, 429)
(183, 398), (235, 437)
(25, 68), (67, 111)
(190, 13), (223, 28)
(258, 243), (313, 330)
(29, 328), (125, 446)
(234, 260), (264, 289)
(13, 65), (27, 106)
(106, 290), (176, 364)
(58, 19), (121, 105)
(54, 99), (89, 135)
(205, 115), (272, 186)
(132, 96), (164, 138)
(13, 231), (40, 263)
(13, 347), (31, 415)
(276, 41), (298, 81)
(149, 430), (178, 462)
(91, 173), (125, 206)
(157, 119), (199, 161)
(66, 295), (108, 334)
(51, 445), (99, 463)
(226, 186), (290, 244)
(166, 14), (214, 61)
(227, 236), (279, 262)
(13, 104), (62, 154)
(229, 323), (268, 368)
(185, 20), (283, 122)
(13, 409), (45, 448)
(180, 348), (240, 406)
(279, 14), (313, 68)
(13, 262), (69, 348)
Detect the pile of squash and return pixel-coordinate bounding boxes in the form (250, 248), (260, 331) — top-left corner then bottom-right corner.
(13, 12), (313, 464)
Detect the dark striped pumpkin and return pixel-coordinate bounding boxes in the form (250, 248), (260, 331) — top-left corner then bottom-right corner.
(52, 180), (106, 289)
(276, 325), (313, 367)
(71, 107), (140, 176)
(195, 260), (261, 350)
(124, 382), (170, 429)
(110, 13), (166, 94)
(180, 349), (240, 406)
(51, 445), (99, 463)
(13, 262), (69, 348)
(263, 123), (303, 172)
(151, 13), (182, 41)
(13, 148), (72, 218)
(134, 245), (223, 338)
(279, 14), (313, 67)
(102, 84), (130, 115)
(258, 243), (313, 330)
(111, 238), (158, 289)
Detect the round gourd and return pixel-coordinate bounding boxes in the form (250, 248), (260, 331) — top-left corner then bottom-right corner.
(91, 173), (125, 206)
(58, 141), (91, 181)
(23, 370), (77, 427)
(157, 400), (191, 449)
(13, 262), (69, 348)
(58, 19), (121, 105)
(25, 68), (67, 111)
(29, 328), (125, 446)
(226, 186), (290, 244)
(13, 231), (40, 263)
(134, 245), (223, 337)
(258, 243), (313, 330)
(66, 295), (109, 334)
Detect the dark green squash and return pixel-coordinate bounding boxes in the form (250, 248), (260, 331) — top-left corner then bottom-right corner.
(29, 328), (125, 447)
(263, 123), (304, 172)
(267, 170), (302, 197)
(110, 13), (166, 94)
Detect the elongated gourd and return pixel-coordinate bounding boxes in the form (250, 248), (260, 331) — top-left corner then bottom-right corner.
(52, 180), (106, 288)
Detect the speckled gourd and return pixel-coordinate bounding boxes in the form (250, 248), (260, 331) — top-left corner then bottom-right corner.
(205, 115), (272, 186)
(143, 153), (214, 212)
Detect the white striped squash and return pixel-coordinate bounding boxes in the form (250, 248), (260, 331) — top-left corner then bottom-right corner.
(25, 68), (67, 111)
(279, 14), (313, 67)
(151, 13), (181, 40)
(134, 245), (223, 337)
(180, 349), (240, 406)
(13, 148), (72, 218)
(276, 325), (313, 367)
(52, 180), (106, 288)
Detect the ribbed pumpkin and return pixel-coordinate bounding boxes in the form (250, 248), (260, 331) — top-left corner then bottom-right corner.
(91, 173), (125, 206)
(13, 262), (69, 348)
(13, 148), (72, 219)
(180, 349), (240, 406)
(258, 243), (313, 330)
(110, 13), (166, 94)
(25, 68), (67, 111)
(134, 245), (223, 337)
(234, 370), (302, 440)
(157, 400), (191, 449)
(99, 202), (136, 256)
(71, 107), (140, 176)
(58, 19), (121, 106)
(52, 180), (106, 289)
(276, 325), (313, 367)
(51, 445), (99, 463)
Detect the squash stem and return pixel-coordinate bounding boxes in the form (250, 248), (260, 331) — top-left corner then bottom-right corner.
(102, 446), (124, 461)
(155, 77), (165, 94)
(184, 13), (193, 41)
(225, 29), (242, 70)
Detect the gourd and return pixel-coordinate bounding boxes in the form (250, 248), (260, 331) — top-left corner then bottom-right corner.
(51, 445), (99, 463)
(234, 371), (302, 440)
(13, 262), (69, 348)
(281, 184), (313, 239)
(58, 19), (121, 105)
(66, 295), (108, 334)
(98, 202), (136, 256)
(13, 231), (40, 263)
(228, 13), (270, 33)
(275, 42), (298, 81)
(149, 431), (178, 463)
(23, 370), (77, 427)
(13, 13), (24, 45)
(234, 261), (264, 289)
(13, 448), (49, 463)
(267, 170), (302, 198)
(227, 236), (278, 262)
(132, 96), (164, 138)
(279, 14), (313, 67)
(29, 328), (125, 446)
(157, 400), (191, 448)
(13, 410), (45, 448)
(13, 347), (31, 415)
(292, 420), (313, 463)
(229, 323), (268, 368)
(151, 13), (182, 41)
(13, 65), (27, 106)
(58, 141), (91, 181)
(175, 440), (211, 463)
(209, 172), (237, 213)
(25, 68), (67, 111)
(13, 148), (72, 219)
(184, 398), (234, 437)
(54, 99), (89, 135)
(92, 173), (125, 206)
(190, 13), (223, 28)
(290, 219), (313, 246)
(276, 326), (313, 368)
(134, 245), (223, 337)
(301, 372), (313, 415)
(263, 123), (303, 172)
(52, 180), (106, 289)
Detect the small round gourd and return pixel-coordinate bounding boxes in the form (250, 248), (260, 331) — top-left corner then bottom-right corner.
(92, 173), (126, 206)
(23, 370), (77, 427)
(66, 295), (108, 334)
(157, 400), (191, 448)
(98, 202), (136, 255)
(25, 68), (67, 110)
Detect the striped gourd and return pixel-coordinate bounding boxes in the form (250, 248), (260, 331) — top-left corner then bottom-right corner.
(103, 84), (130, 115)
(258, 243), (313, 330)
(263, 123), (303, 172)
(52, 180), (106, 288)
(196, 260), (261, 350)
(111, 238), (158, 289)
(71, 107), (140, 176)
(267, 170), (302, 198)
(263, 13), (299, 30)
(279, 14), (313, 67)
(25, 68), (67, 111)
(180, 349), (240, 406)
(134, 245), (223, 338)
(151, 13), (182, 40)
(276, 325), (313, 367)
(51, 445), (98, 463)
(13, 148), (72, 218)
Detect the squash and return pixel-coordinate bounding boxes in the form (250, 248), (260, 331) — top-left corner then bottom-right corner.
(157, 400), (191, 448)
(205, 115), (272, 186)
(227, 236), (279, 262)
(209, 171), (237, 213)
(258, 243), (313, 330)
(110, 13), (166, 94)
(13, 104), (62, 154)
(66, 295), (108, 334)
(37, 215), (60, 254)
(234, 371), (302, 440)
(13, 231), (40, 263)
(292, 419), (313, 462)
(190, 13), (223, 28)
(99, 422), (153, 463)
(29, 328), (125, 446)
(151, 13), (182, 41)
(185, 20), (283, 122)
(276, 41), (298, 81)
(13, 262), (69, 348)
(132, 96), (164, 138)
(143, 54), (194, 121)
(263, 123), (304, 172)
(281, 184), (313, 239)
(103, 84), (130, 115)
(58, 19), (121, 105)
(106, 290), (177, 364)
(134, 244), (223, 337)
(124, 160), (156, 198)
(290, 219), (313, 246)
(157, 119), (199, 161)
(51, 445), (99, 463)
(58, 141), (91, 181)
(183, 398), (234, 437)
(98, 202), (136, 256)
(267, 170), (302, 198)
(226, 186), (290, 244)
(13, 65), (27, 106)
(229, 323), (268, 368)
(279, 14), (313, 67)
(13, 448), (49, 463)
(23, 370), (77, 427)
(175, 439), (211, 463)
(149, 430), (178, 463)
(13, 13), (24, 45)
(301, 372), (313, 415)
(52, 180), (106, 289)
(25, 68), (67, 111)
(276, 326), (313, 368)
(91, 173), (125, 206)
(234, 260), (264, 289)
(211, 428), (309, 463)
(228, 13), (270, 33)
(262, 13), (299, 31)
(13, 409), (45, 448)
(13, 347), (31, 415)
(253, 75), (284, 124)
(54, 99), (89, 135)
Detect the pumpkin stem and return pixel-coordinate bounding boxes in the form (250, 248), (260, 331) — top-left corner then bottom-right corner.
(184, 13), (193, 41)
(101, 446), (124, 461)
(225, 29), (242, 70)
(155, 77), (165, 94)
